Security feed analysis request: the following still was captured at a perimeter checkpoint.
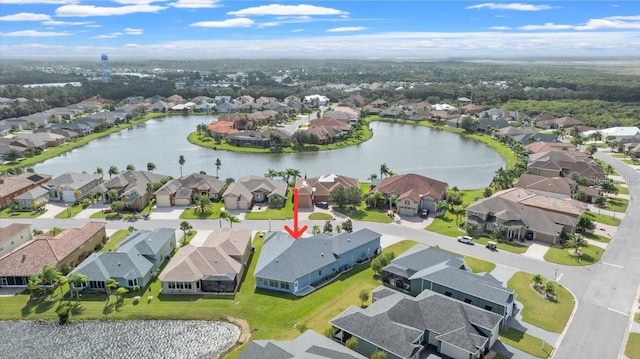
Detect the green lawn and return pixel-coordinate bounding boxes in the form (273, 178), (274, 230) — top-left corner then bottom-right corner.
(178, 231), (197, 246)
(473, 236), (529, 254)
(602, 197), (629, 213)
(464, 256), (496, 273)
(426, 189), (486, 237)
(244, 194), (294, 220)
(584, 211), (621, 226)
(0, 208), (44, 218)
(54, 204), (84, 219)
(635, 312), (640, 324)
(308, 212), (334, 220)
(507, 272), (575, 333)
(179, 202), (225, 219)
(499, 327), (554, 358)
(0, 236), (417, 359)
(100, 230), (131, 253)
(616, 185), (629, 195)
(333, 206), (393, 223)
(582, 232), (611, 243)
(626, 333), (640, 359)
(543, 245), (604, 266)
(89, 210), (123, 220)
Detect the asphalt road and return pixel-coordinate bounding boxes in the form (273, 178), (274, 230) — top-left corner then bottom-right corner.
(2, 151), (638, 358)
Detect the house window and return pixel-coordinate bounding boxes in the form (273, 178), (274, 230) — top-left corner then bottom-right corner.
(318, 270), (322, 276)
(485, 305), (493, 311)
(464, 298), (472, 304)
(444, 291), (452, 297)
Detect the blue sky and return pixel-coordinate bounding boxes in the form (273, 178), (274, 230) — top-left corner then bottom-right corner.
(0, 1), (639, 58)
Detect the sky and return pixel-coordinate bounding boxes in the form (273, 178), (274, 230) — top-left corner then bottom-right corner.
(0, 1), (639, 59)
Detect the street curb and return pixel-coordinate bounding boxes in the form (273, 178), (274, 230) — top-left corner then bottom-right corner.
(618, 284), (640, 359)
(549, 284), (580, 359)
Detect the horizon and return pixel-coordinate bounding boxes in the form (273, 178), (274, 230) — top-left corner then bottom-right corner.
(0, 1), (639, 59)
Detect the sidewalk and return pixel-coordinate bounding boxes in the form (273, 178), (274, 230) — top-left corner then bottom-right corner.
(586, 205), (625, 219)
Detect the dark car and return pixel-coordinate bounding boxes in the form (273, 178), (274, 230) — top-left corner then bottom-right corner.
(315, 201), (329, 209)
(420, 209), (429, 218)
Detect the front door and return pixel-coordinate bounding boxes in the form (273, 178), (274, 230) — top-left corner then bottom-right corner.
(293, 280), (298, 292)
(0, 277), (8, 286)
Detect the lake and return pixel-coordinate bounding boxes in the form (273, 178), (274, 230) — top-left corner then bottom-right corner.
(0, 320), (240, 359)
(33, 116), (504, 189)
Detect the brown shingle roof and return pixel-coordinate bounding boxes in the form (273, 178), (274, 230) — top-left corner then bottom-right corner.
(374, 174), (448, 202)
(295, 174), (359, 197)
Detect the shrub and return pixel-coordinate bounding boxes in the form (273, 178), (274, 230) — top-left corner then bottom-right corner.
(56, 303), (71, 325)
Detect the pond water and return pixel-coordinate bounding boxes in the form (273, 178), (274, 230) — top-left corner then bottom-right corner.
(32, 116), (504, 189)
(0, 320), (240, 359)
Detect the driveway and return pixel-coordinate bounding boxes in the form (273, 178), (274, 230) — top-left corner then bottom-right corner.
(152, 206), (187, 220)
(522, 243), (549, 261)
(39, 203), (66, 219)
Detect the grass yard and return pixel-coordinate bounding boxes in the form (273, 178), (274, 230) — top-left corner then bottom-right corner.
(464, 256), (496, 273)
(308, 212), (333, 220)
(635, 312), (640, 324)
(616, 185), (630, 195)
(582, 232), (611, 243)
(244, 195), (294, 220)
(100, 230), (131, 253)
(543, 245), (603, 266)
(584, 211), (621, 226)
(333, 206), (393, 223)
(179, 202), (225, 219)
(54, 204), (84, 219)
(0, 236), (416, 359)
(426, 189), (485, 237)
(0, 207), (44, 218)
(89, 210), (123, 220)
(178, 231), (197, 246)
(507, 271), (575, 333)
(473, 236), (529, 254)
(626, 333), (640, 359)
(602, 197), (629, 213)
(499, 327), (554, 358)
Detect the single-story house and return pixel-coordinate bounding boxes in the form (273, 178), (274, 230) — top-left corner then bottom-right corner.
(154, 173), (225, 207)
(330, 286), (502, 359)
(372, 174), (448, 216)
(69, 228), (176, 290)
(0, 173), (52, 208)
(254, 228), (381, 296)
(295, 173), (359, 208)
(159, 229), (252, 294)
(239, 329), (366, 359)
(13, 185), (49, 210)
(381, 244), (515, 323)
(528, 150), (606, 183)
(223, 176), (288, 210)
(0, 222), (106, 287)
(45, 172), (103, 203)
(93, 170), (170, 210)
(0, 223), (32, 258)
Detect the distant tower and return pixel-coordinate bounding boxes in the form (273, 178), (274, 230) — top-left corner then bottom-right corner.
(101, 53), (111, 83)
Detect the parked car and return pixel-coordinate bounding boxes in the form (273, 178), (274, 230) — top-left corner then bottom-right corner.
(420, 209), (429, 218)
(457, 235), (474, 245)
(315, 201), (329, 209)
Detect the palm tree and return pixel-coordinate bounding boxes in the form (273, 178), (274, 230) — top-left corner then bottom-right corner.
(27, 275), (42, 299)
(179, 221), (192, 244)
(453, 205), (467, 226)
(105, 278), (118, 301)
(39, 264), (61, 297)
(379, 163), (391, 178)
(565, 234), (587, 257)
(219, 210), (240, 228)
(95, 167), (104, 177)
(368, 173), (378, 182)
(532, 274), (544, 289)
(193, 194), (212, 217)
(214, 158), (222, 178)
(147, 162), (156, 171)
(435, 200), (449, 215)
(126, 164), (135, 171)
(178, 155), (186, 177)
(68, 272), (88, 302)
(367, 191), (384, 209)
(264, 168), (279, 179)
(286, 168), (302, 184)
(108, 165), (119, 178)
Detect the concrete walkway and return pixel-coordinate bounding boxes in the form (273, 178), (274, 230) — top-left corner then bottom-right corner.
(39, 203), (66, 219)
(585, 239), (608, 250)
(508, 299), (561, 345)
(522, 243), (550, 261)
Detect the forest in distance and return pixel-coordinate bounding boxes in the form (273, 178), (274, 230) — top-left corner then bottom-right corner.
(1, 58), (638, 128)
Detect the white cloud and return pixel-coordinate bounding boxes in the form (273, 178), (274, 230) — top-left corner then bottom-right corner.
(190, 18), (254, 28)
(0, 12), (51, 21)
(519, 23), (574, 30)
(488, 26), (511, 30)
(95, 32), (122, 39)
(466, 3), (551, 11)
(228, 4), (347, 17)
(170, 0), (220, 8)
(42, 20), (93, 26)
(0, 0), (76, 3)
(326, 26), (367, 32)
(291, 29), (304, 32)
(1, 29), (72, 37)
(124, 27), (143, 35)
(55, 4), (167, 17)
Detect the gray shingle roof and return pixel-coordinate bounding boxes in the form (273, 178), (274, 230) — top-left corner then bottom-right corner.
(331, 288), (502, 358)
(424, 267), (514, 307)
(255, 229), (380, 282)
(239, 330), (366, 359)
(382, 244), (464, 279)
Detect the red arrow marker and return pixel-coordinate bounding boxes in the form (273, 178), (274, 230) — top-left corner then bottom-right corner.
(284, 188), (308, 239)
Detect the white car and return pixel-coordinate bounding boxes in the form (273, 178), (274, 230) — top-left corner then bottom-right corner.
(457, 235), (474, 245)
